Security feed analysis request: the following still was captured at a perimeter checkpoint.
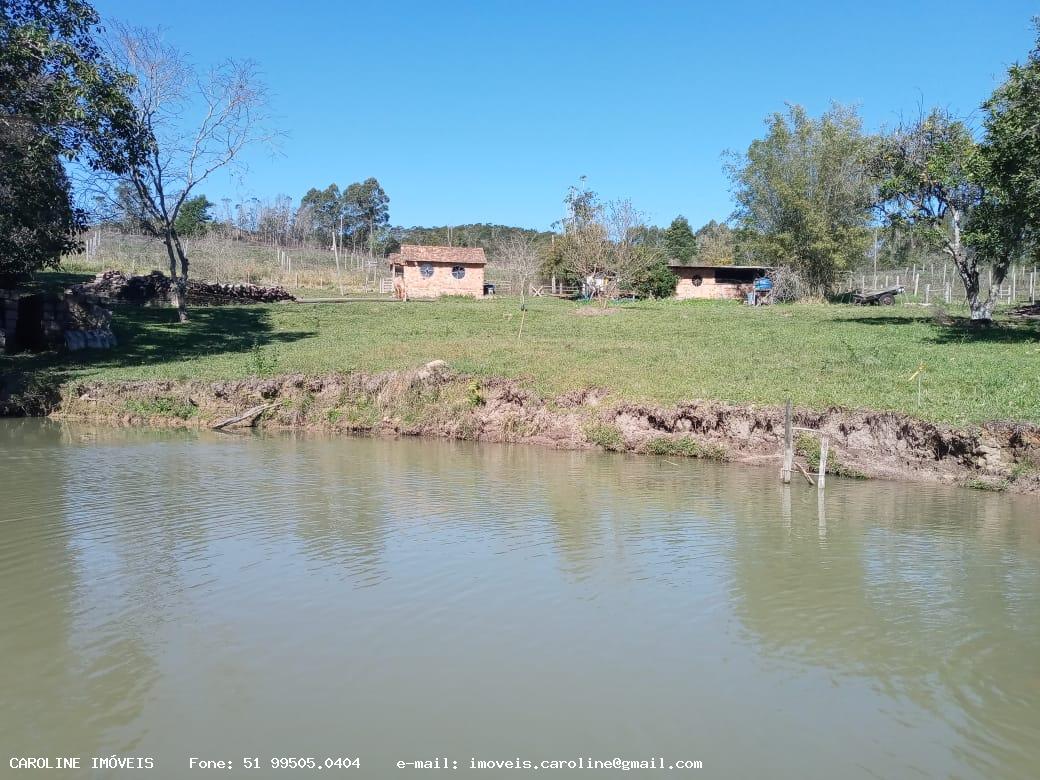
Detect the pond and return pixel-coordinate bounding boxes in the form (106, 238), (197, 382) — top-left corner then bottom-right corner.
(1, 420), (1038, 778)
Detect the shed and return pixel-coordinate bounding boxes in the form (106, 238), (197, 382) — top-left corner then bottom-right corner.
(388, 245), (487, 299)
(669, 263), (772, 301)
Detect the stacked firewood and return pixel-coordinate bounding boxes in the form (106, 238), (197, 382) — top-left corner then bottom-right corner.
(73, 270), (296, 305)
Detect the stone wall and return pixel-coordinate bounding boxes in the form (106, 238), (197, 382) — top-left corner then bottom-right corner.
(0, 289), (116, 354)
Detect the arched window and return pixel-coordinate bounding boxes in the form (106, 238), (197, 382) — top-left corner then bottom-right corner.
(691, 275), (703, 286)
(451, 265), (466, 279)
(419, 263), (434, 278)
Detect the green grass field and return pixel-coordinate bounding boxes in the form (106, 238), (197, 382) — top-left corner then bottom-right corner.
(5, 287), (1039, 425)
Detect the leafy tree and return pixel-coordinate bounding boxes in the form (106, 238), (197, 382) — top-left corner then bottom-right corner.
(343, 177), (389, 254)
(870, 111), (998, 320)
(0, 0), (138, 282)
(555, 181), (660, 305)
(694, 220), (736, 266)
(539, 235), (580, 288)
(556, 178), (609, 298)
(969, 20), (1040, 278)
(394, 224), (553, 257)
(173, 195), (213, 237)
(299, 184), (342, 244)
(727, 103), (874, 293)
(0, 127), (82, 286)
(663, 216), (697, 263)
(632, 259), (678, 298)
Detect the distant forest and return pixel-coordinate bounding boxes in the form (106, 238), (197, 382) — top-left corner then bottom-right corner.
(391, 224), (554, 253)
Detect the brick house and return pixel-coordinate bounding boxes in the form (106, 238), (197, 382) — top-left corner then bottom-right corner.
(388, 245), (487, 298)
(670, 263), (771, 301)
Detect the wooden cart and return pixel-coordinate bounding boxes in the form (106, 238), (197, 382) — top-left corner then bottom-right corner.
(853, 285), (904, 306)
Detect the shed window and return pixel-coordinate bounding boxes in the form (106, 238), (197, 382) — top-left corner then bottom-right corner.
(451, 265), (466, 279)
(419, 262), (434, 278)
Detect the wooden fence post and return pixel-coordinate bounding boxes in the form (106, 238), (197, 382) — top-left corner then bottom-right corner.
(818, 436), (829, 489)
(781, 399), (793, 484)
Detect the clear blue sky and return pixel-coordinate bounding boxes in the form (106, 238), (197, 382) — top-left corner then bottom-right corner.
(94, 0), (1037, 230)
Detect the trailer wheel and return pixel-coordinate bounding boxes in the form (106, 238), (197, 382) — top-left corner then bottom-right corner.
(879, 293), (895, 306)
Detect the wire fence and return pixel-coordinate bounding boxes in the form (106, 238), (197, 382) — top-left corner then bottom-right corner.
(68, 230), (388, 295)
(68, 230), (529, 298)
(842, 261), (1038, 307)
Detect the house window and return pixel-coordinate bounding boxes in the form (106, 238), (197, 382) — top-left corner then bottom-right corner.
(419, 263), (434, 278)
(393, 265), (404, 278)
(451, 265), (466, 280)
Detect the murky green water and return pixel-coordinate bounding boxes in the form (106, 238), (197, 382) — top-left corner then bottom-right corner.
(1, 419), (1038, 779)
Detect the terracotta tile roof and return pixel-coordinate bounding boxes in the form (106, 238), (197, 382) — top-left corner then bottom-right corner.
(393, 245), (487, 265)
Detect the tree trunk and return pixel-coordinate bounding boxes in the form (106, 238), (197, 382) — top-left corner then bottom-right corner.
(950, 253), (990, 322)
(161, 236), (188, 321)
(968, 293), (995, 321)
(170, 230), (190, 323)
(947, 208), (992, 323)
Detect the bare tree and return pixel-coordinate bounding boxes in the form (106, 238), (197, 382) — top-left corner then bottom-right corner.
(103, 26), (276, 321)
(602, 199), (660, 304)
(558, 179), (610, 301)
(494, 233), (542, 306)
(557, 181), (658, 307)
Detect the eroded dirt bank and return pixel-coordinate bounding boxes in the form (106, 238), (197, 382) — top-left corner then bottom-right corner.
(46, 361), (1040, 494)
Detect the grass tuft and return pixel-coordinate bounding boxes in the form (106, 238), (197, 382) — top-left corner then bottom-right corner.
(585, 421), (625, 451)
(124, 396), (197, 419)
(644, 435), (727, 460)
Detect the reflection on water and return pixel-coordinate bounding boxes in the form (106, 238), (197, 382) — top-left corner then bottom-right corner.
(1, 419), (1038, 779)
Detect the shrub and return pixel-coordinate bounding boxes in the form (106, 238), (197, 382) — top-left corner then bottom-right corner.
(795, 433), (821, 469)
(466, 380), (485, 407)
(965, 477), (1007, 492)
(248, 341), (278, 377)
(795, 433), (866, 478)
(584, 421), (625, 451)
(124, 396), (197, 419)
(644, 435), (728, 460)
(768, 266), (807, 302)
(632, 260), (678, 299)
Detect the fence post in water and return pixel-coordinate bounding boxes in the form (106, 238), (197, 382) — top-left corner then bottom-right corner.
(818, 436), (829, 489)
(781, 399), (793, 484)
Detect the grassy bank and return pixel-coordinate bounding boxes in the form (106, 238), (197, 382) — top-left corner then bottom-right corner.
(4, 279), (1038, 425)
